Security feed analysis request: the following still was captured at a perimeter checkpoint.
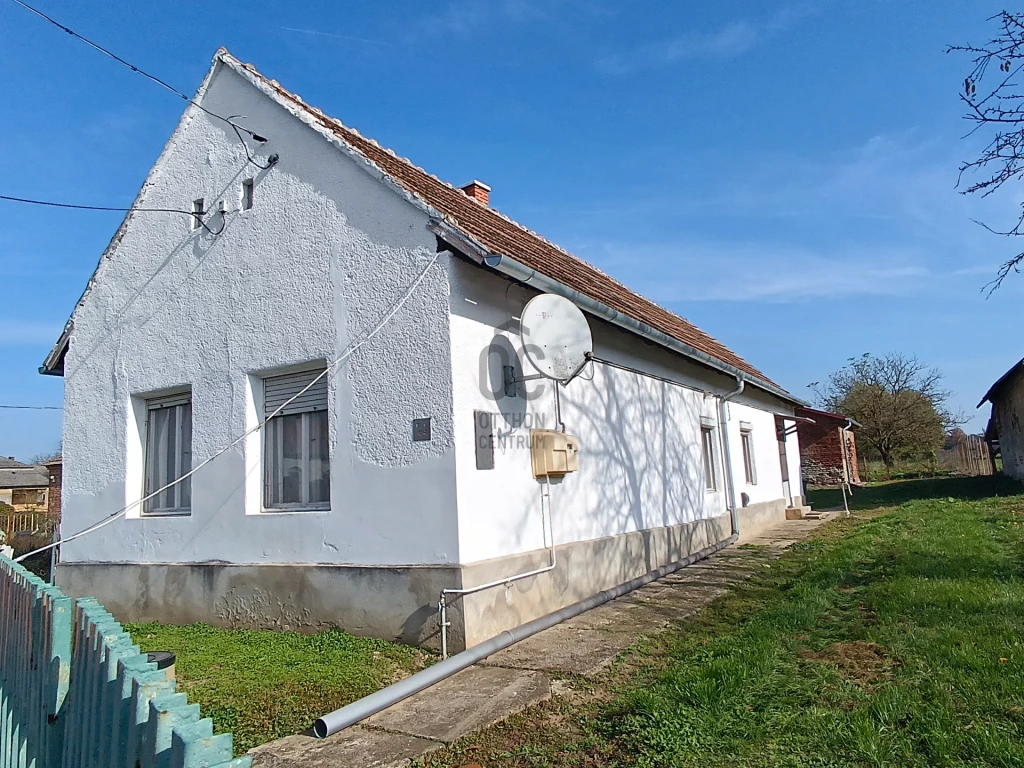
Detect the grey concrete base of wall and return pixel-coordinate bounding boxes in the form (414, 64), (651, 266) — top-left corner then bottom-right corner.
(456, 511), (735, 650)
(55, 501), (785, 654)
(54, 562), (461, 648)
(736, 498), (788, 543)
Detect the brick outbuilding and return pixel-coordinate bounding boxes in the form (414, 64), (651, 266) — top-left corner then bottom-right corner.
(795, 407), (861, 488)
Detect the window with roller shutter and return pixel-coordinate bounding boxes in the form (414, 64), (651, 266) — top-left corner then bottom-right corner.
(263, 368), (330, 510)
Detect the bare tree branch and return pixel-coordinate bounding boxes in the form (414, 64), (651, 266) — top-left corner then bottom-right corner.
(951, 11), (1024, 292)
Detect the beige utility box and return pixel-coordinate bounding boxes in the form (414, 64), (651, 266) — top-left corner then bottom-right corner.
(530, 429), (580, 478)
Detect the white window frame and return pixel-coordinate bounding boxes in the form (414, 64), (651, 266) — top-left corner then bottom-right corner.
(741, 427), (757, 485)
(701, 425), (718, 492)
(262, 368), (331, 512)
(142, 392), (192, 516)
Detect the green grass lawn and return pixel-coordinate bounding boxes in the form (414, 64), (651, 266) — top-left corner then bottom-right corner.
(423, 475), (1024, 768)
(126, 623), (433, 755)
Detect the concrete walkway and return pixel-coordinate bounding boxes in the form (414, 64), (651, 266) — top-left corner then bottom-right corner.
(249, 516), (831, 768)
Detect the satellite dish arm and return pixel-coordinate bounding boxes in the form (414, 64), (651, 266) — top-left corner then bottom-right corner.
(560, 352), (594, 387)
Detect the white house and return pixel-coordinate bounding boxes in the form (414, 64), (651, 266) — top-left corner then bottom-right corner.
(42, 49), (807, 652)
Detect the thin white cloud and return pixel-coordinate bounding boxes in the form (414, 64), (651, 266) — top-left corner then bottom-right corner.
(281, 27), (389, 46)
(0, 321), (63, 347)
(422, 0), (548, 39)
(555, 131), (1022, 300)
(597, 6), (809, 75)
(589, 242), (935, 303)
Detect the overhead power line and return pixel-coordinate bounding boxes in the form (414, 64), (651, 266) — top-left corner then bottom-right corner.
(11, 0), (267, 143)
(11, 0), (278, 170)
(14, 249), (444, 565)
(0, 405), (61, 410)
(0, 194), (226, 234)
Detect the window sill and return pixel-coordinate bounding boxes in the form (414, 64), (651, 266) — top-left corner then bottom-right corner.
(260, 506), (331, 515)
(140, 510), (191, 518)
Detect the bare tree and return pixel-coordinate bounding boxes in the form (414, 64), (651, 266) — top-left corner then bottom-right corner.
(950, 12), (1024, 292)
(30, 443), (61, 465)
(810, 353), (964, 470)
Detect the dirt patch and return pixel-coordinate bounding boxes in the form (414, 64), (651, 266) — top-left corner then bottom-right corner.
(798, 641), (898, 685)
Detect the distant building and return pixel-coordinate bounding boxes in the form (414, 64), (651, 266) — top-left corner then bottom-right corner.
(795, 407), (861, 487)
(978, 358), (1024, 481)
(0, 457), (49, 512)
(42, 457), (62, 518)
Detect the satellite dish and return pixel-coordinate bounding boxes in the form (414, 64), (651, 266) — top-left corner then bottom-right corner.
(520, 294), (593, 382)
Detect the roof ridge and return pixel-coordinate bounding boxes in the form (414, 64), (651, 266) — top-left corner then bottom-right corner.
(215, 50), (781, 390)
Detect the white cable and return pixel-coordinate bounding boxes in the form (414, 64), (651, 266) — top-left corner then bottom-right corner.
(15, 250), (443, 564)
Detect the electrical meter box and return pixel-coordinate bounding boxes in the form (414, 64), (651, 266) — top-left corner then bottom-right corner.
(530, 429), (580, 478)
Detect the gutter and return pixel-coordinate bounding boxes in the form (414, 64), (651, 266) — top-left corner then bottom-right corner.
(839, 417), (853, 518)
(719, 377), (745, 535)
(466, 249), (805, 408)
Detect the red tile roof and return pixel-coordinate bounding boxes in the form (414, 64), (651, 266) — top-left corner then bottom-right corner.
(225, 52), (780, 389)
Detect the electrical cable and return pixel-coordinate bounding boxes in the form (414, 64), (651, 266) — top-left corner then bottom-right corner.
(14, 250), (444, 564)
(227, 117), (279, 171)
(11, 0), (265, 141)
(0, 194), (225, 235)
(587, 353), (705, 394)
(10, 0), (275, 169)
(0, 405), (61, 410)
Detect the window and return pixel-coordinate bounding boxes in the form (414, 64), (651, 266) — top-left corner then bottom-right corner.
(741, 427), (757, 485)
(701, 426), (717, 491)
(191, 198), (204, 231)
(241, 179), (254, 211)
(264, 368), (330, 510)
(144, 393), (192, 515)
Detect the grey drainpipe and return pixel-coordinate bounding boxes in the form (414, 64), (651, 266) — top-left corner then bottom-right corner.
(718, 377), (745, 536)
(472, 251), (803, 408)
(840, 418), (853, 518)
(313, 533), (736, 738)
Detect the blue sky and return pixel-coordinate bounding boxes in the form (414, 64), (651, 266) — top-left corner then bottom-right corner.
(0, 0), (1019, 461)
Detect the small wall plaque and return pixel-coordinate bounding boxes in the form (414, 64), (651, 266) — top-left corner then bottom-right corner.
(474, 410), (495, 470)
(412, 417), (432, 442)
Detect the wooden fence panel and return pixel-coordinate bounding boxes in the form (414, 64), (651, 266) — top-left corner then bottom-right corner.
(0, 515), (58, 541)
(0, 555), (250, 767)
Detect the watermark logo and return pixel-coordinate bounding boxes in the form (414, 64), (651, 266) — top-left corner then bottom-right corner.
(477, 318), (549, 402)
(475, 410), (550, 452)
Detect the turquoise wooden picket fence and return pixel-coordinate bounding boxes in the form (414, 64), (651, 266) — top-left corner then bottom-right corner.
(0, 555), (250, 767)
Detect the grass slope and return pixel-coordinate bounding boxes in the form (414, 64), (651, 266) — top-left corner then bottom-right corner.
(423, 476), (1024, 768)
(126, 623), (432, 755)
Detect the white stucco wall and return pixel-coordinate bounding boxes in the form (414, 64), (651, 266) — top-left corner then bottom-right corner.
(60, 63), (459, 566)
(725, 400), (786, 507)
(448, 261), (796, 565)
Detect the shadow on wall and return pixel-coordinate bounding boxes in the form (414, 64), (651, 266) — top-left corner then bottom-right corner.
(500, 360), (712, 595)
(65, 163), (256, 381)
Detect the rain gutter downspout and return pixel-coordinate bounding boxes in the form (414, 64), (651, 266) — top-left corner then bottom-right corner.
(313, 533), (737, 739)
(840, 418), (853, 518)
(473, 251), (804, 408)
(719, 377), (745, 536)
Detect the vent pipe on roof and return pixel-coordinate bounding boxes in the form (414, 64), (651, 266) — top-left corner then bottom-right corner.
(460, 180), (490, 206)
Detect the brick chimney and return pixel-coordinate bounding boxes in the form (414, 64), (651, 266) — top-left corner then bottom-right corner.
(459, 180), (490, 206)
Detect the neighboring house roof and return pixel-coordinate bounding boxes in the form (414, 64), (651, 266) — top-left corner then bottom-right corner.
(794, 406), (861, 429)
(0, 466), (49, 489)
(40, 49), (799, 405)
(0, 457), (32, 470)
(978, 358), (1024, 408)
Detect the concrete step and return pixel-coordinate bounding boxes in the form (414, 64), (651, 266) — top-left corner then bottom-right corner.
(785, 506), (828, 520)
